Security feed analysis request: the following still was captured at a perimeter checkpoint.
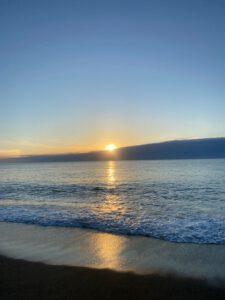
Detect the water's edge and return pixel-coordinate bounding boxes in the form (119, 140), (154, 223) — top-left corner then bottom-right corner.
(0, 221), (224, 287)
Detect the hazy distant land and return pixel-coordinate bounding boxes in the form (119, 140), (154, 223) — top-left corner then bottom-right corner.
(3, 138), (225, 163)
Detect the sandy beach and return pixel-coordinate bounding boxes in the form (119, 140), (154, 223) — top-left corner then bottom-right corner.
(0, 222), (225, 299)
(1, 254), (225, 300)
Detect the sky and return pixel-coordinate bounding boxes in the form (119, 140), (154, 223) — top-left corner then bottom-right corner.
(1, 0), (225, 157)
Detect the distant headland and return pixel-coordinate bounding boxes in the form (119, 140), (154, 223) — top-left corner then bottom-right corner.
(2, 137), (225, 163)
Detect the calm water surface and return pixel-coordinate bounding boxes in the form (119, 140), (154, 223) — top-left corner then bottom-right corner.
(0, 160), (224, 244)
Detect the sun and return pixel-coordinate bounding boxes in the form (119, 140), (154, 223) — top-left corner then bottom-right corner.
(105, 144), (117, 152)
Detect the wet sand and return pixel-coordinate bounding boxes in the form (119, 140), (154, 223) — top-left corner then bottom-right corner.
(0, 222), (225, 299)
(1, 254), (225, 300)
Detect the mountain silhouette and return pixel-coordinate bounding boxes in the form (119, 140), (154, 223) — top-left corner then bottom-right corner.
(3, 138), (225, 163)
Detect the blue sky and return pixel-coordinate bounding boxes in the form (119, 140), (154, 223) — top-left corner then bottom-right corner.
(1, 0), (225, 156)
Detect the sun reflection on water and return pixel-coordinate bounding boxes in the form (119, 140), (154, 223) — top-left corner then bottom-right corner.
(107, 161), (115, 185)
(99, 161), (126, 215)
(90, 232), (126, 270)
(89, 161), (127, 269)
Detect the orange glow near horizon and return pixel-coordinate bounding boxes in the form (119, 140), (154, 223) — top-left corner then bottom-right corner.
(105, 144), (117, 152)
(1, 140), (122, 158)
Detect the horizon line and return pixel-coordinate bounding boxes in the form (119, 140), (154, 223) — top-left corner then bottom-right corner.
(1, 136), (225, 160)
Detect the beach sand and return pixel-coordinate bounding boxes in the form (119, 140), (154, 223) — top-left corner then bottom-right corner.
(0, 222), (224, 299)
(1, 255), (225, 300)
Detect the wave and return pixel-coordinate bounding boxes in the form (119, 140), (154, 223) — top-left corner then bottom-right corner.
(0, 199), (224, 244)
(0, 177), (225, 245)
(0, 182), (121, 200)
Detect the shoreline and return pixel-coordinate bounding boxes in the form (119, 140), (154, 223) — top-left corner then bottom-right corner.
(0, 254), (225, 300)
(0, 222), (225, 299)
(0, 222), (225, 286)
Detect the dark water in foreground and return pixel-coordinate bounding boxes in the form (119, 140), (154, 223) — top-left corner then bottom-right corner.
(0, 160), (224, 244)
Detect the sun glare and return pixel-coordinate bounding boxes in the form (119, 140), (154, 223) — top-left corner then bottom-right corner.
(105, 144), (117, 152)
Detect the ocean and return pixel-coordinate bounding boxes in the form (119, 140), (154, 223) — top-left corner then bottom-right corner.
(0, 159), (224, 244)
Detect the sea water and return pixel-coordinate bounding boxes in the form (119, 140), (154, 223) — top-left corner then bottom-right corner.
(0, 159), (224, 244)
